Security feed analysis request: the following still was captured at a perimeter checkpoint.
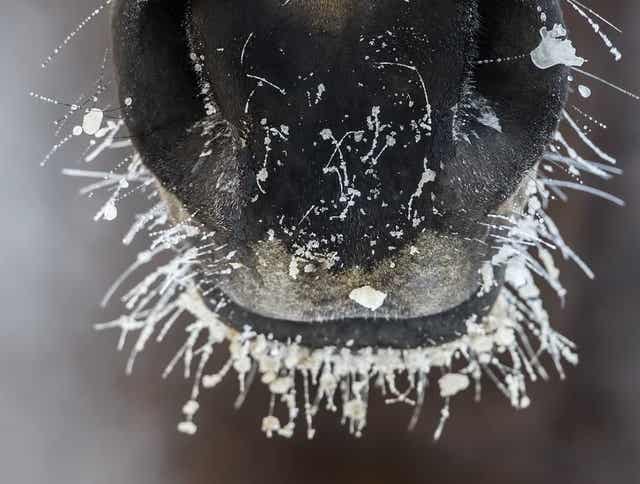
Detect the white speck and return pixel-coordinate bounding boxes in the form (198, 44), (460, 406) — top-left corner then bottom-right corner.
(315, 83), (326, 104)
(438, 373), (470, 398)
(385, 134), (396, 147)
(72, 126), (83, 136)
(124, 97), (133, 106)
(479, 262), (495, 295)
(319, 128), (333, 141)
(349, 286), (387, 311)
(530, 24), (585, 70)
(202, 374), (223, 388)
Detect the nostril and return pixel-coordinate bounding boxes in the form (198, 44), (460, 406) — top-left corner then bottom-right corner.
(436, 0), (569, 226)
(114, 0), (203, 173)
(475, 0), (568, 138)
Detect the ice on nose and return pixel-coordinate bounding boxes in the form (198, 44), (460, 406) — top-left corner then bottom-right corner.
(530, 24), (585, 69)
(349, 286), (387, 311)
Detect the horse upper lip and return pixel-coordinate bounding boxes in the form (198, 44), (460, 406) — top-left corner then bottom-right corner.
(190, 228), (501, 349)
(199, 274), (504, 350)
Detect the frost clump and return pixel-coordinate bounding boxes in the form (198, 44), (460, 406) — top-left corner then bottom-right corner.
(531, 24), (585, 69)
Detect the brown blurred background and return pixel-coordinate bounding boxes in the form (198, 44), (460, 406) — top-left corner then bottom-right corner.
(1, 1), (639, 483)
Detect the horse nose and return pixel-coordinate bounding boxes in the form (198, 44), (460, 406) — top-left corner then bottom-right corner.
(185, 1), (478, 266)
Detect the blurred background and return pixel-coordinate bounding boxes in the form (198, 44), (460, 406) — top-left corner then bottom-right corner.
(1, 1), (638, 483)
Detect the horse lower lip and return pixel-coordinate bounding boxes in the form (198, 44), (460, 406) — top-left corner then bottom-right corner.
(198, 274), (504, 350)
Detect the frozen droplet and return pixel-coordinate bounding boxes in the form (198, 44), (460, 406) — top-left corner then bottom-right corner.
(182, 400), (200, 416)
(349, 286), (387, 311)
(72, 126), (83, 136)
(202, 374), (223, 388)
(177, 421), (197, 435)
(262, 416), (281, 435)
(233, 356), (252, 374)
(530, 24), (585, 70)
(578, 85), (592, 98)
(103, 202), (118, 221)
(82, 108), (104, 136)
(137, 251), (152, 263)
(438, 373), (470, 398)
(124, 97), (133, 106)
(343, 399), (367, 421)
(269, 377), (294, 395)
